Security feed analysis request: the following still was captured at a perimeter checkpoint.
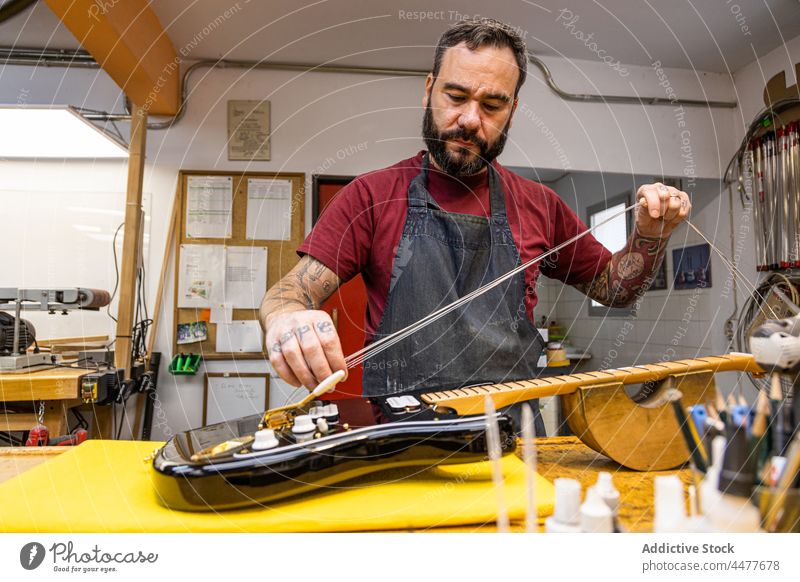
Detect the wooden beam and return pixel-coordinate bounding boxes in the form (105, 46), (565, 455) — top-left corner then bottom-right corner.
(145, 193), (179, 368)
(44, 0), (179, 115)
(34, 335), (109, 347)
(95, 104), (147, 440)
(114, 104), (147, 379)
(0, 414), (37, 433)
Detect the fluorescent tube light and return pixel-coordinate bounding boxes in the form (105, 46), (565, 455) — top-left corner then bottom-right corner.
(0, 105), (128, 159)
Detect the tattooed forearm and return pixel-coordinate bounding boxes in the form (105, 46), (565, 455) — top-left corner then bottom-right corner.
(574, 230), (668, 307)
(259, 256), (342, 330)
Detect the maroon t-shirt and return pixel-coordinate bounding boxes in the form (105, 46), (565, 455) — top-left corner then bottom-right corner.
(299, 151), (612, 339)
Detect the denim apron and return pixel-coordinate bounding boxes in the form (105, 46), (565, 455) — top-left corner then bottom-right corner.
(363, 154), (546, 432)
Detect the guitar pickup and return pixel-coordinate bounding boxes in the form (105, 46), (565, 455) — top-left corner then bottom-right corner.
(386, 395), (421, 413)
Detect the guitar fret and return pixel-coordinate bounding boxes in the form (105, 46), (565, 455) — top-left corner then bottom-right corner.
(419, 354), (758, 409)
(505, 381), (529, 390)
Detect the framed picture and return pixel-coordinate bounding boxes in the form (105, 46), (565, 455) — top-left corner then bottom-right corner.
(227, 100), (270, 161)
(672, 243), (711, 290)
(648, 258), (668, 291)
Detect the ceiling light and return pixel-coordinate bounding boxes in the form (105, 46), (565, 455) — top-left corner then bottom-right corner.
(0, 105), (128, 159)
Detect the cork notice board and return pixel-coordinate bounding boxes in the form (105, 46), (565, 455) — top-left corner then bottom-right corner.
(173, 170), (305, 360)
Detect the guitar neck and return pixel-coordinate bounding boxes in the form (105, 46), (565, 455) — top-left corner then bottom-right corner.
(419, 353), (763, 415)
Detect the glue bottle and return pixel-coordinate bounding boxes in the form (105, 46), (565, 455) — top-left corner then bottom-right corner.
(545, 478), (582, 533)
(595, 472), (620, 514)
(653, 475), (687, 533)
(595, 472), (622, 532)
(707, 426), (763, 532)
(700, 436), (727, 515)
(579, 486), (613, 533)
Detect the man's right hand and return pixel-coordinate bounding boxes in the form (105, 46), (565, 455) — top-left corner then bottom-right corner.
(265, 310), (347, 389)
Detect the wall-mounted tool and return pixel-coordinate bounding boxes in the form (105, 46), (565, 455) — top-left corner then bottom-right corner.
(0, 287), (111, 371)
(168, 353), (202, 375)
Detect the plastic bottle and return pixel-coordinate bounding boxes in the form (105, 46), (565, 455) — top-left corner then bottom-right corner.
(595, 471), (623, 532)
(653, 475), (687, 532)
(580, 486), (613, 533)
(545, 478), (582, 533)
(700, 436), (727, 515)
(595, 472), (620, 515)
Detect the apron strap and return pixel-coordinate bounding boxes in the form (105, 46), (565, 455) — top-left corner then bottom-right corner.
(407, 154), (436, 209)
(487, 163), (510, 222)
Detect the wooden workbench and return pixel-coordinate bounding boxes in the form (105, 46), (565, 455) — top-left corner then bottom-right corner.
(0, 366), (88, 437)
(0, 436), (689, 532)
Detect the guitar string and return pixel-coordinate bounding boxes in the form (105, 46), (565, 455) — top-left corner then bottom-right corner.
(344, 201), (773, 369)
(344, 202), (636, 367)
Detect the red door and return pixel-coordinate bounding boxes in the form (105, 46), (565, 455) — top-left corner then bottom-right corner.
(314, 178), (367, 400)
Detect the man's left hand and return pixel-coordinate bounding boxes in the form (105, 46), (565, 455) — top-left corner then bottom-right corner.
(634, 182), (691, 239)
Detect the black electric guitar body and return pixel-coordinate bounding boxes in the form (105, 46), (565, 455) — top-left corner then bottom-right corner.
(151, 397), (515, 511)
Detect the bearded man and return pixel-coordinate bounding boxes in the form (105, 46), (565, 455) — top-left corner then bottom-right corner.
(259, 18), (690, 432)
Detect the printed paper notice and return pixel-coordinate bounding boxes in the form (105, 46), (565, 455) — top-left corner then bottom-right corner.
(216, 320), (263, 353)
(206, 375), (267, 425)
(227, 100), (270, 161)
(246, 178), (292, 240)
(178, 244), (224, 308)
(186, 175), (233, 239)
(223, 246), (268, 309)
(210, 302), (233, 324)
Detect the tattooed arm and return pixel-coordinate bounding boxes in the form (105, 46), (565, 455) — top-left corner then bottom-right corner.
(574, 182), (690, 307)
(259, 256), (346, 388)
(574, 231), (668, 307)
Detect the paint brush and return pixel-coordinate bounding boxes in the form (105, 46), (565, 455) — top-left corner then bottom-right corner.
(484, 396), (509, 532)
(716, 392), (728, 425)
(521, 403), (538, 533)
(727, 393), (738, 413)
(770, 374), (787, 456)
(751, 389), (771, 439)
(706, 401), (722, 427)
(751, 390), (772, 485)
(669, 390), (708, 473)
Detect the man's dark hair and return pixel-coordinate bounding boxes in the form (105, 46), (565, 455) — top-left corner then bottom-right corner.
(432, 18), (528, 97)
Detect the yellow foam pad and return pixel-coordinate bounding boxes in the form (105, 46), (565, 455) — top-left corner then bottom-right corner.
(0, 441), (554, 532)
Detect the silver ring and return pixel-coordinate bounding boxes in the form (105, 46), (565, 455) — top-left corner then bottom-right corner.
(658, 184), (669, 192)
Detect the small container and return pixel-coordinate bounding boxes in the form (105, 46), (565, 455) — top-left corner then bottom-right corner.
(545, 478), (582, 533)
(653, 475), (686, 533)
(595, 472), (620, 516)
(580, 486), (613, 533)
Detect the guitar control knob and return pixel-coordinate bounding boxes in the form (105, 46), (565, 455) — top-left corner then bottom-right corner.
(252, 429), (279, 451)
(323, 404), (339, 423)
(292, 415), (315, 435)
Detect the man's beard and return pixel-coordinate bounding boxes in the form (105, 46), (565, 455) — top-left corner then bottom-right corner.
(422, 101), (510, 177)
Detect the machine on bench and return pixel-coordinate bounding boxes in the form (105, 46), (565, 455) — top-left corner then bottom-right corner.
(0, 287), (111, 371)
